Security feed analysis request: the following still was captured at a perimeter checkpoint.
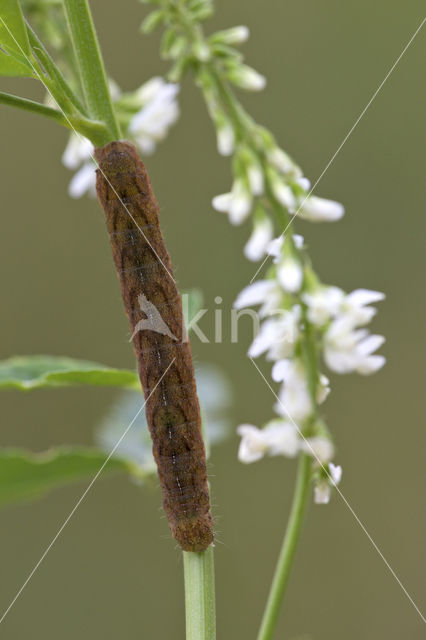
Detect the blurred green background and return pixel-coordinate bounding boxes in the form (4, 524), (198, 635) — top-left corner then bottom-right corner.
(0, 1), (425, 638)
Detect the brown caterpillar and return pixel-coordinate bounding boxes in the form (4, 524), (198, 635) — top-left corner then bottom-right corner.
(95, 141), (213, 552)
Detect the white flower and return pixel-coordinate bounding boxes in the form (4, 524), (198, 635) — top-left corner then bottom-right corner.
(298, 196), (344, 222)
(273, 358), (312, 423)
(296, 177), (311, 191)
(68, 162), (96, 199)
(277, 256), (303, 293)
(247, 162), (264, 196)
(302, 286), (345, 326)
(129, 79), (180, 154)
(342, 288), (385, 326)
(314, 482), (331, 504)
(329, 462), (342, 485)
(214, 25), (250, 45)
(234, 280), (275, 309)
(62, 133), (93, 170)
(229, 65), (266, 91)
(62, 134), (97, 200)
(324, 317), (386, 374)
(261, 420), (301, 457)
(314, 463), (342, 504)
(249, 307), (300, 361)
(217, 121), (235, 156)
(267, 147), (301, 177)
(266, 235), (303, 293)
(212, 179), (252, 224)
(293, 234), (304, 249)
(302, 436), (334, 463)
(237, 420), (301, 463)
(270, 178), (296, 210)
(237, 424), (269, 463)
(267, 236), (284, 260)
(134, 76), (164, 103)
(244, 216), (274, 261)
(234, 279), (283, 318)
(317, 374), (331, 404)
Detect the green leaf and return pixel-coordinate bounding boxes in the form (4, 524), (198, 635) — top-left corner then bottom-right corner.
(0, 355), (140, 391)
(0, 0), (31, 57)
(0, 49), (32, 76)
(0, 447), (136, 507)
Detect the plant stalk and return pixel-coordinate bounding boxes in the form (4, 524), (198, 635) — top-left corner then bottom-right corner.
(183, 547), (216, 640)
(62, 0), (120, 141)
(257, 454), (312, 640)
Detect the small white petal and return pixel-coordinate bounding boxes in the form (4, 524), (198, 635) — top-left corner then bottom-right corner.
(244, 217), (274, 262)
(228, 182), (252, 225)
(267, 236), (284, 261)
(273, 182), (296, 210)
(277, 257), (303, 293)
(262, 420), (301, 457)
(355, 354), (386, 375)
(235, 66), (266, 91)
(329, 463), (342, 485)
(230, 25), (250, 43)
(296, 177), (311, 191)
(247, 165), (264, 196)
(357, 334), (385, 356)
(317, 374), (330, 404)
(237, 424), (267, 463)
(212, 192), (233, 212)
(302, 286), (344, 326)
(248, 318), (278, 358)
(135, 77), (165, 103)
(293, 234), (304, 249)
(314, 483), (331, 504)
(302, 437), (334, 463)
(216, 25), (250, 44)
(345, 288), (385, 307)
(62, 135), (93, 169)
(134, 136), (157, 155)
(299, 196), (344, 222)
(234, 280), (276, 309)
(271, 359), (291, 383)
(267, 148), (300, 176)
(217, 122), (235, 156)
(274, 358), (312, 423)
(68, 163), (96, 199)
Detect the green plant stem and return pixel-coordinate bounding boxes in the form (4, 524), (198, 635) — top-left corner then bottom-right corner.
(0, 90), (67, 125)
(0, 90), (109, 145)
(62, 0), (120, 141)
(257, 454), (312, 640)
(183, 547), (216, 640)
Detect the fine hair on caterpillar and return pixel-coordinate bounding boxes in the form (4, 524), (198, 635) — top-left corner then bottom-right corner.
(95, 140), (213, 552)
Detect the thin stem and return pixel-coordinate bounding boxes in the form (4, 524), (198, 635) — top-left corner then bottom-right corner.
(0, 90), (110, 146)
(183, 548), (216, 640)
(257, 454), (312, 640)
(62, 0), (120, 140)
(0, 91), (68, 126)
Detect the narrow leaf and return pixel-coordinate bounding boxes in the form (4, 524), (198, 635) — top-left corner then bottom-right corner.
(0, 0), (31, 57)
(0, 447), (136, 507)
(0, 49), (32, 76)
(0, 355), (140, 391)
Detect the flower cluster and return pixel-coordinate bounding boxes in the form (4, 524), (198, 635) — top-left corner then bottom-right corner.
(235, 276), (385, 502)
(62, 77), (180, 198)
(140, 0), (386, 504)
